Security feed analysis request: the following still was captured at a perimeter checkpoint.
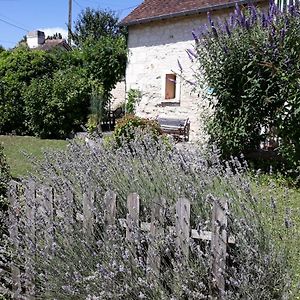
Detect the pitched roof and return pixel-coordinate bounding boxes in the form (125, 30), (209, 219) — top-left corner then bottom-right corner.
(37, 39), (72, 51)
(121, 0), (267, 26)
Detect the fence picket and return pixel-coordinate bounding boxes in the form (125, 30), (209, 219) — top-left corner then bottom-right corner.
(147, 198), (166, 276)
(175, 198), (190, 263)
(8, 184), (232, 298)
(24, 180), (36, 299)
(42, 187), (54, 253)
(126, 193), (140, 243)
(211, 197), (228, 299)
(104, 190), (117, 226)
(8, 181), (21, 300)
(83, 188), (94, 236)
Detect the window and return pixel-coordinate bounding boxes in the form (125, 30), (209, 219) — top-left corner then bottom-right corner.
(165, 74), (176, 100)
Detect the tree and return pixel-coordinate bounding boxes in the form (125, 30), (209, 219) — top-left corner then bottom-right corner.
(16, 35), (27, 48)
(82, 36), (127, 96)
(47, 33), (63, 40)
(24, 67), (92, 138)
(72, 8), (126, 46)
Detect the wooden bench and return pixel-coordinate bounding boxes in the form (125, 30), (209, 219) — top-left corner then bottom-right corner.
(157, 117), (190, 142)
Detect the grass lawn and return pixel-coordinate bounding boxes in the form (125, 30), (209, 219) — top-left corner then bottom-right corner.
(0, 135), (68, 178)
(252, 176), (300, 297)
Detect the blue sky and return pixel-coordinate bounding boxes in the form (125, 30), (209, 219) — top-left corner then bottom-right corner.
(0, 0), (143, 48)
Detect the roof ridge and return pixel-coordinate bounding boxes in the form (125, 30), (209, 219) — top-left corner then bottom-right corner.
(121, 0), (267, 26)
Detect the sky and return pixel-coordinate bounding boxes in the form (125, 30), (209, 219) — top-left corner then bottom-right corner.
(0, 0), (143, 48)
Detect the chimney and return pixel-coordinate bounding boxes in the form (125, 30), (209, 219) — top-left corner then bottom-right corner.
(27, 30), (45, 49)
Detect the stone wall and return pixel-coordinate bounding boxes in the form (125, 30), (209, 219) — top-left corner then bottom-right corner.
(111, 81), (126, 110)
(125, 11), (228, 143)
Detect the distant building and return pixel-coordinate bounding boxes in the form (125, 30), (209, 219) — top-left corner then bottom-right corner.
(26, 30), (71, 51)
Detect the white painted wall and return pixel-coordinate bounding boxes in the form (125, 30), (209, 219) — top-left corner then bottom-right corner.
(27, 31), (45, 49)
(111, 81), (126, 109)
(126, 13), (221, 143)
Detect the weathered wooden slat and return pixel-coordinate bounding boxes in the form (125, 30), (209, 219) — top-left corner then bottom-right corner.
(118, 220), (235, 244)
(24, 180), (36, 299)
(104, 190), (117, 226)
(175, 198), (190, 262)
(211, 197), (228, 299)
(126, 193), (140, 242)
(83, 188), (94, 236)
(42, 187), (54, 253)
(147, 198), (166, 276)
(191, 229), (235, 244)
(8, 181), (21, 299)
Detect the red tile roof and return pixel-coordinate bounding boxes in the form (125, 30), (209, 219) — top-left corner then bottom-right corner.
(37, 39), (72, 51)
(121, 0), (267, 25)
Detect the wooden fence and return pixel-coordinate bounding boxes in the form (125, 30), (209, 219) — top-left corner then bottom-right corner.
(8, 180), (234, 299)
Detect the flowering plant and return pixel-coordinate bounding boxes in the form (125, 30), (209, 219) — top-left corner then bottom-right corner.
(194, 0), (300, 173)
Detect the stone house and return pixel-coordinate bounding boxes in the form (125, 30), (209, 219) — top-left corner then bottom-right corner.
(27, 30), (71, 51)
(121, 0), (269, 142)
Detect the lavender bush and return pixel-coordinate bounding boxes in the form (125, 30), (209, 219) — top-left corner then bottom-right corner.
(0, 132), (297, 299)
(194, 0), (300, 172)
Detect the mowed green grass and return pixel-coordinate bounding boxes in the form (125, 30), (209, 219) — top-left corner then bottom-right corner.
(0, 135), (68, 178)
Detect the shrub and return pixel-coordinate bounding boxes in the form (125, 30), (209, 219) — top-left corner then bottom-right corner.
(86, 85), (107, 135)
(0, 48), (58, 134)
(114, 114), (162, 146)
(24, 68), (91, 138)
(125, 88), (142, 114)
(1, 132), (297, 299)
(194, 2), (300, 171)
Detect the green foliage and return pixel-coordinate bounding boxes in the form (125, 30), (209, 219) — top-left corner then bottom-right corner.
(0, 47), (57, 82)
(24, 68), (91, 138)
(195, 3), (300, 171)
(82, 36), (127, 97)
(126, 88), (141, 114)
(72, 8), (126, 46)
(0, 11), (127, 139)
(86, 85), (105, 134)
(114, 115), (162, 146)
(0, 48), (58, 134)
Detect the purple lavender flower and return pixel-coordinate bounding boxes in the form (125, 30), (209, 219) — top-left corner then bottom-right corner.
(177, 59), (183, 73)
(207, 11), (213, 27)
(269, 0), (276, 18)
(261, 12), (267, 28)
(250, 4), (258, 25)
(235, 3), (242, 19)
(192, 30), (199, 43)
(245, 19), (250, 31)
(289, 4), (296, 15)
(230, 12), (238, 28)
(224, 20), (231, 37)
(186, 48), (197, 61)
(280, 28), (286, 42)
